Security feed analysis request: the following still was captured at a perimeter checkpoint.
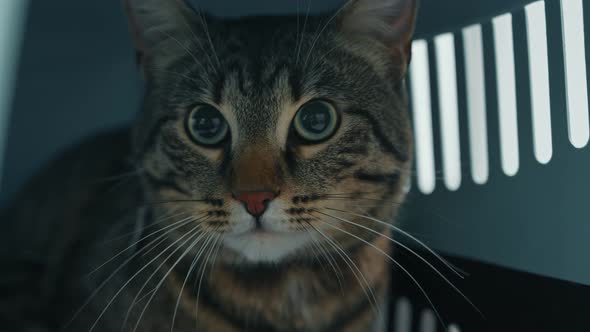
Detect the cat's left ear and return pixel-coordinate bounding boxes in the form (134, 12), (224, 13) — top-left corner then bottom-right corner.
(339, 0), (418, 69)
(123, 0), (200, 70)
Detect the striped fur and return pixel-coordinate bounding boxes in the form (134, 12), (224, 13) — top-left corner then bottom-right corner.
(2, 0), (417, 330)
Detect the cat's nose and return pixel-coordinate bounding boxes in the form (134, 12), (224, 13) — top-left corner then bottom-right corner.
(233, 191), (277, 217)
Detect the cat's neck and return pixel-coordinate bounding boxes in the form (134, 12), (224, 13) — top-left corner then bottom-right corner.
(166, 235), (391, 331)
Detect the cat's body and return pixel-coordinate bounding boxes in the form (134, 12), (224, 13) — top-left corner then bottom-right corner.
(2, 129), (389, 331)
(1, 0), (417, 331)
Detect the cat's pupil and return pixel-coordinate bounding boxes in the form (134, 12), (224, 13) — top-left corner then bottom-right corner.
(193, 107), (223, 139)
(300, 105), (330, 134)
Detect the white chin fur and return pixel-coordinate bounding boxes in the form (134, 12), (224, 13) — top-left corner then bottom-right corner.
(223, 200), (313, 263)
(223, 231), (312, 263)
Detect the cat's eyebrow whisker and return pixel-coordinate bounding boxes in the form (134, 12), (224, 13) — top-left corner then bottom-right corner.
(308, 210), (448, 328)
(176, 4), (219, 74)
(196, 9), (222, 70)
(324, 207), (470, 279)
(144, 66), (202, 84)
(303, 0), (356, 70)
(153, 28), (209, 76)
(295, 0), (312, 67)
(86, 222), (203, 332)
(304, 219), (382, 316)
(315, 209), (480, 316)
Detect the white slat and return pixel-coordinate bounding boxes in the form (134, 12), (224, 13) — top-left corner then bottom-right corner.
(435, 33), (462, 191)
(493, 13), (520, 177)
(526, 1), (553, 164)
(560, 0), (590, 148)
(410, 40), (436, 194)
(393, 297), (413, 332)
(462, 24), (489, 184)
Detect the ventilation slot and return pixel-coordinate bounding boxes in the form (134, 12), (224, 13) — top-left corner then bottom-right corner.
(409, 0), (590, 194)
(525, 1), (553, 164)
(462, 24), (489, 185)
(410, 40), (436, 194)
(560, 0), (590, 148)
(418, 308), (436, 332)
(435, 33), (462, 191)
(393, 297), (412, 332)
(447, 324), (462, 332)
(493, 13), (520, 177)
(392, 298), (464, 332)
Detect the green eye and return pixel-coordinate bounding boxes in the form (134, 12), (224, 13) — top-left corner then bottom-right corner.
(186, 105), (229, 146)
(293, 100), (339, 142)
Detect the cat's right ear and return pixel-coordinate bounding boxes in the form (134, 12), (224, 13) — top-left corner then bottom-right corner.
(123, 0), (198, 73)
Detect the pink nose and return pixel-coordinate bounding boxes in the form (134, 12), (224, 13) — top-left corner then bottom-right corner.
(234, 191), (277, 217)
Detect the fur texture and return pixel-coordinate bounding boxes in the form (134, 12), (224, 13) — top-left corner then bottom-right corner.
(1, 0), (417, 330)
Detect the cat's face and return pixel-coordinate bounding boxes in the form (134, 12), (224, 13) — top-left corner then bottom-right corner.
(126, 0), (416, 263)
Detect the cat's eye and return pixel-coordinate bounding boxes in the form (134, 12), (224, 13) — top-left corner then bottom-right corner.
(186, 105), (229, 146)
(293, 100), (339, 142)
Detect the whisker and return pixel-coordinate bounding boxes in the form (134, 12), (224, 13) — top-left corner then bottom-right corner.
(86, 222), (202, 332)
(89, 168), (143, 184)
(141, 198), (210, 206)
(306, 227), (345, 292)
(63, 215), (200, 330)
(145, 67), (202, 84)
(323, 197), (405, 207)
(325, 207), (466, 278)
(295, 0), (312, 67)
(194, 231), (224, 327)
(316, 208), (481, 317)
(303, 0), (356, 70)
(170, 229), (219, 332)
(305, 221), (382, 316)
(310, 211), (448, 326)
(121, 225), (209, 331)
(153, 28), (209, 75)
(98, 209), (188, 246)
(86, 214), (199, 277)
(177, 5), (219, 74)
(197, 10), (222, 69)
(130, 226), (213, 332)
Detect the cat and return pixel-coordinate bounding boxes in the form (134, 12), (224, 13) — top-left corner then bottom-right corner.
(0, 0), (417, 330)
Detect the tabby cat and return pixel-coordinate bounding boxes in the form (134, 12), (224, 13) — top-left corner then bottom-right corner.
(1, 0), (417, 330)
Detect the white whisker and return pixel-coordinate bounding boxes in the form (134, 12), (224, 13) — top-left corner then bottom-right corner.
(130, 228), (213, 332)
(306, 221), (382, 315)
(87, 222), (202, 332)
(318, 208), (480, 315)
(310, 210), (447, 327)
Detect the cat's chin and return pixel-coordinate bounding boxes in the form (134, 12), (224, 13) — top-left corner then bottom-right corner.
(222, 230), (313, 263)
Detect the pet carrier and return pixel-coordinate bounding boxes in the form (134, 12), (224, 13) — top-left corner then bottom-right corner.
(0, 0), (588, 331)
(391, 0), (590, 331)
